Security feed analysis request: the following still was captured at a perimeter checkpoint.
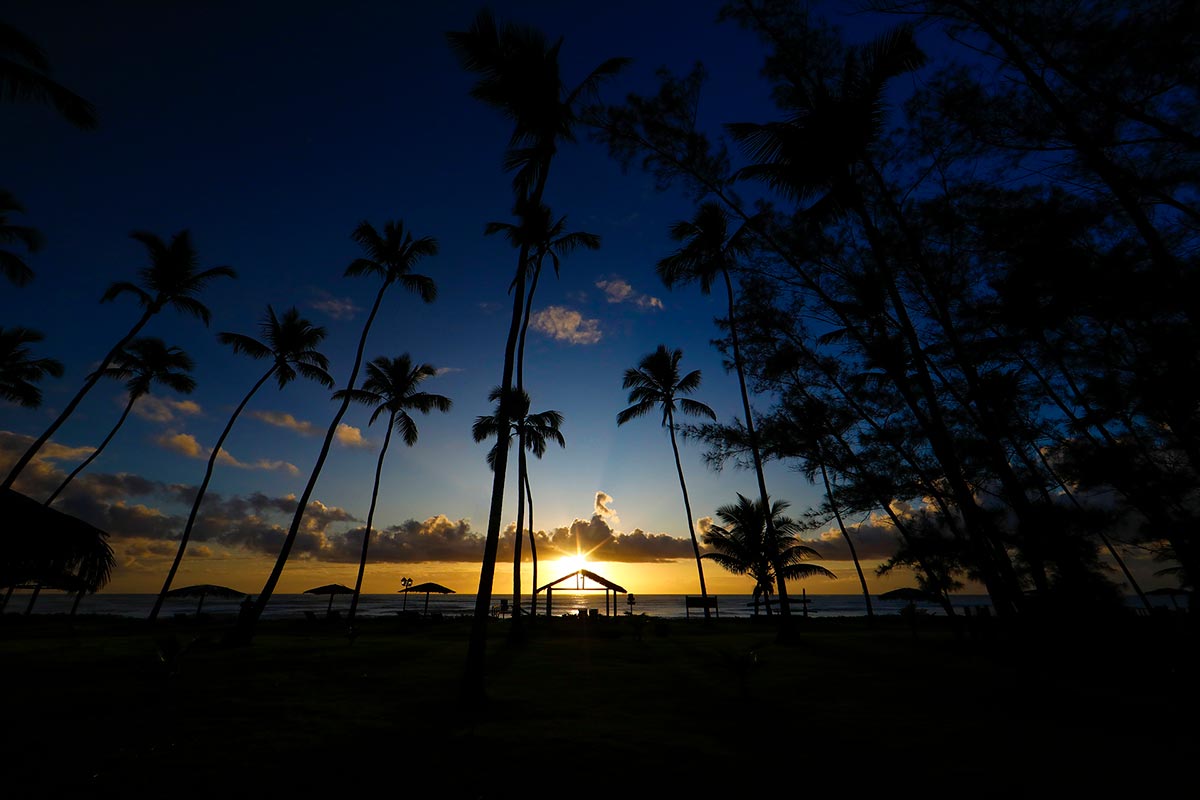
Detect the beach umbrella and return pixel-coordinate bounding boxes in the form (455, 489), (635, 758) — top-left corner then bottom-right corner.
(164, 583), (246, 615)
(878, 587), (933, 603)
(407, 581), (454, 616)
(303, 583), (355, 615)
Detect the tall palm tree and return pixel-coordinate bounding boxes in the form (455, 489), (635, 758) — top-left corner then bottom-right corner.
(2, 229), (235, 492)
(0, 189), (44, 287)
(448, 9), (626, 695)
(334, 354), (452, 624)
(44, 338), (195, 506)
(148, 306), (334, 622)
(617, 345), (717, 618)
(0, 21), (98, 129)
(702, 493), (835, 614)
(472, 387), (564, 631)
(657, 201), (800, 617)
(237, 220), (437, 640)
(0, 326), (62, 408)
(24, 338), (192, 614)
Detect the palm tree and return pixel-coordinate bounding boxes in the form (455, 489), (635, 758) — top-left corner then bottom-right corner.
(0, 21), (98, 129)
(473, 387), (565, 630)
(148, 306), (334, 622)
(702, 493), (835, 614)
(617, 345), (717, 618)
(334, 354), (451, 624)
(24, 338), (192, 614)
(237, 220), (437, 640)
(657, 201), (800, 617)
(448, 8), (627, 695)
(2, 229), (235, 492)
(0, 189), (44, 287)
(0, 326), (62, 407)
(43, 338), (195, 506)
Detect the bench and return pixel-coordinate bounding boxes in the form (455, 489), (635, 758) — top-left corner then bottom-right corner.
(685, 595), (719, 618)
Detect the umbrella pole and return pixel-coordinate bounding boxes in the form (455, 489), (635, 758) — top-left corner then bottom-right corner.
(424, 592), (430, 617)
(327, 594), (334, 616)
(197, 594), (206, 616)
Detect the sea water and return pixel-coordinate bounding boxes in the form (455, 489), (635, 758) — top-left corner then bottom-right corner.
(3, 591), (994, 620)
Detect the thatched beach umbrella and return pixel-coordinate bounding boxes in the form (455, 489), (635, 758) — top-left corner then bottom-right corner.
(1, 487), (114, 612)
(408, 581), (454, 617)
(304, 583), (355, 615)
(164, 583), (246, 615)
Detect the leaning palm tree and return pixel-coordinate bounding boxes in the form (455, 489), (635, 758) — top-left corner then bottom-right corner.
(0, 326), (62, 408)
(473, 387), (564, 630)
(25, 338), (192, 614)
(334, 354), (452, 624)
(44, 338), (195, 506)
(448, 8), (627, 696)
(657, 201), (799, 617)
(237, 220), (437, 640)
(0, 21), (98, 129)
(2, 229), (235, 492)
(702, 493), (835, 614)
(0, 189), (44, 287)
(617, 345), (717, 618)
(148, 306), (334, 622)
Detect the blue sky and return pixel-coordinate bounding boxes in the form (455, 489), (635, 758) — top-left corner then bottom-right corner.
(2, 1), (924, 595)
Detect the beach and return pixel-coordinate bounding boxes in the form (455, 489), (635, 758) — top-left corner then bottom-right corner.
(2, 609), (1195, 795)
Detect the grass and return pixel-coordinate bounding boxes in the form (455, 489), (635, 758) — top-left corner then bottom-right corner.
(2, 610), (1196, 796)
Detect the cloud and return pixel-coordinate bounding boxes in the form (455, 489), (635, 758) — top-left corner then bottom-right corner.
(541, 515), (696, 563)
(156, 432), (203, 458)
(594, 491), (620, 525)
(250, 410), (321, 437)
(327, 515), (485, 563)
(530, 306), (602, 345)
(308, 289), (361, 320)
(132, 397), (202, 423)
(595, 278), (663, 311)
(335, 423), (372, 449)
(155, 431), (298, 474)
(435, 367), (463, 376)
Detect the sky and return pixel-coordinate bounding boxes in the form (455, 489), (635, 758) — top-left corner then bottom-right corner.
(2, 0), (966, 599)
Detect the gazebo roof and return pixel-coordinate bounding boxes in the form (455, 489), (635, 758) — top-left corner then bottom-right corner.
(536, 568), (627, 594)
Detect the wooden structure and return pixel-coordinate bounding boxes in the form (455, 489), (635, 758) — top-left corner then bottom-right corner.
(536, 569), (627, 617)
(685, 595), (719, 618)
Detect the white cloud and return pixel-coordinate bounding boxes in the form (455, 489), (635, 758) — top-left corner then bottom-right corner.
(530, 306), (602, 345)
(335, 423), (372, 449)
(155, 431), (298, 474)
(308, 289), (361, 320)
(250, 410), (321, 436)
(132, 397), (202, 423)
(596, 278), (663, 311)
(595, 491), (621, 526)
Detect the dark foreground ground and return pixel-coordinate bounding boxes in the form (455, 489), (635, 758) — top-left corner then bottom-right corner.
(2, 610), (1196, 796)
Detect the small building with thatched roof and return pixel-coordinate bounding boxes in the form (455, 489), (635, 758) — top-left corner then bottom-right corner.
(536, 568), (627, 617)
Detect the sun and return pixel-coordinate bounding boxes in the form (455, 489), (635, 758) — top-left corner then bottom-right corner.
(558, 554), (588, 573)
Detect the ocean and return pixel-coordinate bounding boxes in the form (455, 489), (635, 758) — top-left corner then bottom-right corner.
(4, 590), (991, 620)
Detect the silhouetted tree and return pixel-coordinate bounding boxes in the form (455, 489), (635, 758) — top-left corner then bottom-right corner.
(148, 306), (333, 622)
(618, 345), (716, 617)
(335, 354), (451, 624)
(0, 189), (43, 287)
(237, 220), (436, 641)
(2, 229), (234, 492)
(0, 326), (61, 407)
(703, 493), (834, 613)
(0, 21), (97, 129)
(473, 386), (564, 633)
(448, 8), (626, 697)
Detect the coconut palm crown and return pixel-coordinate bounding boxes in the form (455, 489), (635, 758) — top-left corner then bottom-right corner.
(0, 326), (62, 408)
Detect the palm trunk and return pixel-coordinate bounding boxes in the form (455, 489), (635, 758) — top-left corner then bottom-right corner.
(464, 242), (530, 698)
(510, 429), (527, 637)
(668, 408), (709, 618)
(149, 367), (275, 622)
(348, 415), (393, 624)
(3, 308), (154, 491)
(722, 268), (790, 620)
(818, 458), (873, 621)
(526, 471), (537, 617)
(44, 394), (137, 505)
(237, 280), (390, 641)
(28, 393), (136, 615)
